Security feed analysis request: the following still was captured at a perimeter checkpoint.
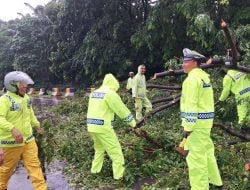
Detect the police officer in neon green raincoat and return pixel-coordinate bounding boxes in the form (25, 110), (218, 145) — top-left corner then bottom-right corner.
(219, 69), (250, 124)
(181, 48), (223, 189)
(132, 65), (152, 120)
(87, 73), (137, 180)
(0, 71), (47, 190)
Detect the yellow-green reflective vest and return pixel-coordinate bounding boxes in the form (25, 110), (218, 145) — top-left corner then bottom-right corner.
(87, 74), (136, 133)
(219, 70), (250, 101)
(0, 91), (39, 147)
(181, 68), (214, 132)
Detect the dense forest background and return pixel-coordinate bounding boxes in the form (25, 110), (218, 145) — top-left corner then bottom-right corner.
(0, 0), (249, 189)
(0, 0), (249, 87)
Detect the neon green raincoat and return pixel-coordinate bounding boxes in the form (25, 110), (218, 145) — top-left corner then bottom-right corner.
(132, 71), (152, 120)
(87, 73), (136, 179)
(181, 68), (222, 189)
(0, 91), (47, 190)
(219, 70), (250, 124)
(0, 91), (39, 147)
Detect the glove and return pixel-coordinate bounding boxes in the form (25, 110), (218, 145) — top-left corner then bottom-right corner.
(178, 138), (187, 148)
(176, 138), (188, 157)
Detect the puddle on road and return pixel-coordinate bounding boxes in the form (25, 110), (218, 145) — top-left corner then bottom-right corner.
(8, 161), (72, 190)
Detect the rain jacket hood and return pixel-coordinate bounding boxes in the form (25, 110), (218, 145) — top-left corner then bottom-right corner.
(102, 74), (119, 92)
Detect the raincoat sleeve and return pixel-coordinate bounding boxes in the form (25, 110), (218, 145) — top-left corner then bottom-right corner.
(106, 92), (136, 127)
(30, 107), (40, 128)
(219, 75), (232, 101)
(181, 77), (199, 132)
(0, 97), (15, 132)
(132, 76), (138, 98)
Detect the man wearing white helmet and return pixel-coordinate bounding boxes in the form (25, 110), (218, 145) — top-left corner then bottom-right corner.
(0, 71), (47, 190)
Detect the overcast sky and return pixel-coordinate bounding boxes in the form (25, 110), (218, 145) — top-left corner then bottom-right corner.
(0, 0), (51, 21)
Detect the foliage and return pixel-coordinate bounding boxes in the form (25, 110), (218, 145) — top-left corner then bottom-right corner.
(0, 0), (249, 188)
(0, 0), (249, 86)
(0, 21), (16, 86)
(37, 82), (249, 189)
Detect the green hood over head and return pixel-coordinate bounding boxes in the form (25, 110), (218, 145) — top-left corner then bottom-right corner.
(102, 73), (120, 91)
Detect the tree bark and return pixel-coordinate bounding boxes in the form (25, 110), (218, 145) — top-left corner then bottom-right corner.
(221, 21), (240, 65)
(147, 84), (182, 90)
(213, 123), (250, 141)
(136, 97), (180, 127)
(153, 62), (250, 79)
(152, 93), (181, 105)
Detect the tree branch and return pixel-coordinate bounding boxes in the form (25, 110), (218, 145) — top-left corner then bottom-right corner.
(221, 19), (240, 65)
(213, 123), (250, 141)
(147, 84), (182, 90)
(136, 97), (180, 127)
(152, 93), (181, 105)
(153, 61), (250, 79)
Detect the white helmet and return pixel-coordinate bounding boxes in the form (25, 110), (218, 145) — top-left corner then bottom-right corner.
(4, 71), (34, 93)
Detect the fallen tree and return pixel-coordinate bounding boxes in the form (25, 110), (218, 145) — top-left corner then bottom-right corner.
(214, 123), (250, 141)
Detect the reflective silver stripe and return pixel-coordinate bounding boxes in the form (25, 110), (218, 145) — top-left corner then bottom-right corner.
(181, 112), (197, 117)
(227, 72), (245, 82)
(234, 72), (245, 80)
(185, 118), (196, 123)
(181, 112), (214, 120)
(197, 112), (214, 119)
(25, 134), (34, 142)
(91, 92), (105, 99)
(5, 95), (15, 111)
(0, 134), (34, 145)
(239, 87), (250, 95)
(123, 114), (134, 122)
(0, 140), (16, 145)
(87, 118), (104, 125)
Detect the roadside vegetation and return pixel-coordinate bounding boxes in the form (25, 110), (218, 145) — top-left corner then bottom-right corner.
(39, 76), (250, 189)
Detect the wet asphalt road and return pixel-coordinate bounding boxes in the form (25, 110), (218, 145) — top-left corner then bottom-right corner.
(8, 161), (72, 190)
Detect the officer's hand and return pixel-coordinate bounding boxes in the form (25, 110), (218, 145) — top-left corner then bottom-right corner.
(183, 130), (192, 138)
(220, 19), (227, 29)
(206, 58), (213, 65)
(36, 127), (44, 135)
(0, 148), (4, 166)
(11, 128), (23, 144)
